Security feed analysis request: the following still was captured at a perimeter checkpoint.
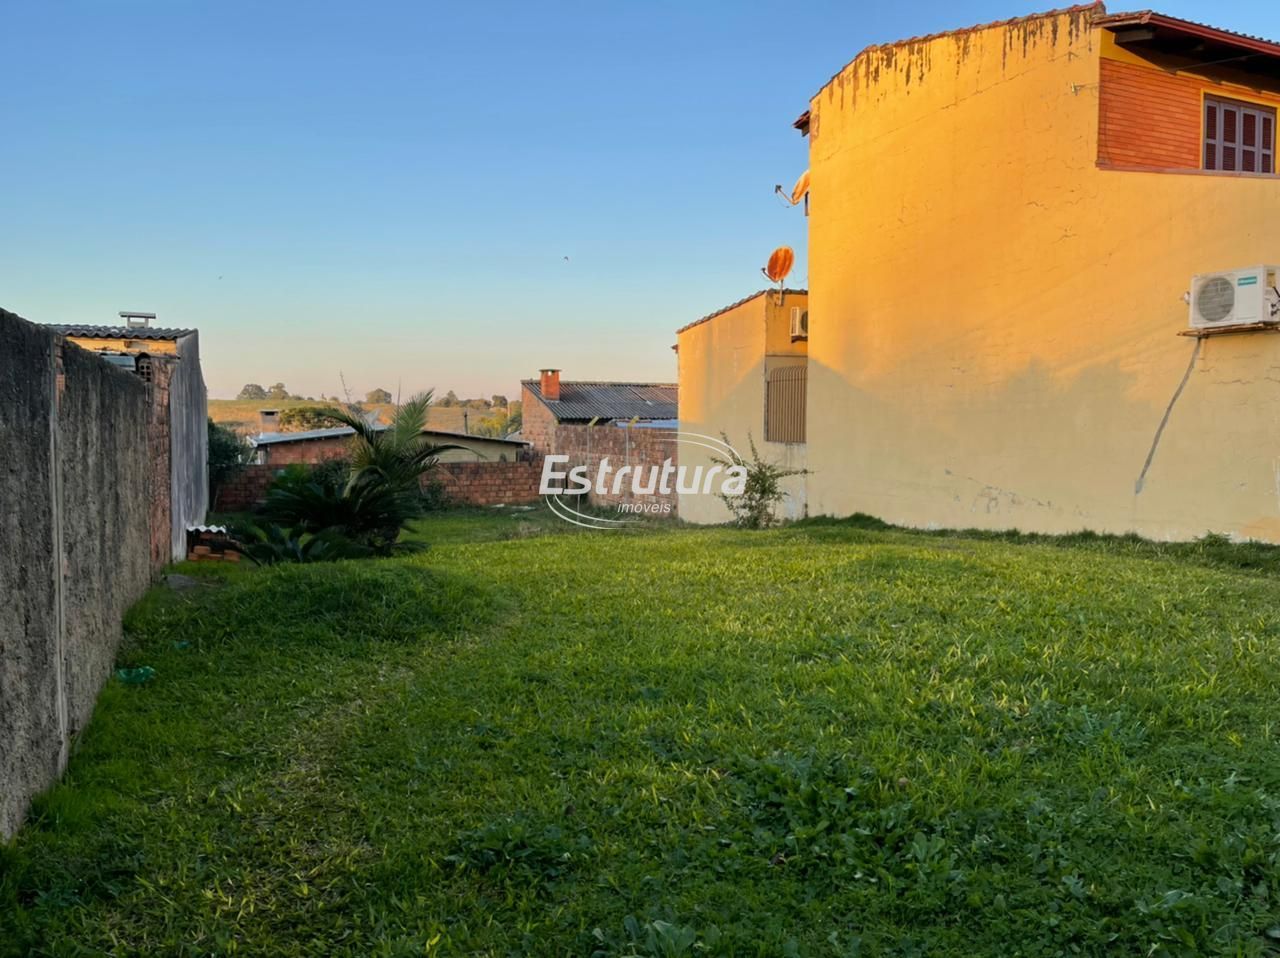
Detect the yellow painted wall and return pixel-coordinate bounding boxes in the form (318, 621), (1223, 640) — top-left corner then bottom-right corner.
(426, 431), (526, 463)
(677, 291), (808, 523)
(804, 8), (1280, 542)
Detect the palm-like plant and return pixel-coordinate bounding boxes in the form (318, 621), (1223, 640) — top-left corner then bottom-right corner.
(319, 391), (463, 494)
(300, 391), (463, 552)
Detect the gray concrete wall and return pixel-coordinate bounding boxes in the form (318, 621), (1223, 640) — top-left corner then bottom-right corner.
(169, 334), (208, 559)
(0, 308), (153, 839)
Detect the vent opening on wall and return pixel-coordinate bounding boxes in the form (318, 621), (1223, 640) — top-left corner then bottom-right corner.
(134, 353), (153, 384)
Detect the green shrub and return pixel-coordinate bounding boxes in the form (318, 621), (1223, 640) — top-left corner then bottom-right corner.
(238, 523), (372, 564)
(712, 434), (806, 529)
(258, 464), (417, 556)
(207, 419), (250, 508)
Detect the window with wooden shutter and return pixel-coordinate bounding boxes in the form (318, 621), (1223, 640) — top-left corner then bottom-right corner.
(765, 365), (806, 444)
(1204, 96), (1275, 174)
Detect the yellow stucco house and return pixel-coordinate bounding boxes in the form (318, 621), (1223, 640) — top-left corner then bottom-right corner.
(676, 290), (809, 523)
(684, 4), (1280, 541)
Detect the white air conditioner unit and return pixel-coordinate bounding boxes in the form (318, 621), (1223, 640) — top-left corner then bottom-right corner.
(790, 306), (809, 339)
(1189, 266), (1280, 330)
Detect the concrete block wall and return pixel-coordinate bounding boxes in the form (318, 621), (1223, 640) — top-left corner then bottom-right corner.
(0, 309), (153, 839)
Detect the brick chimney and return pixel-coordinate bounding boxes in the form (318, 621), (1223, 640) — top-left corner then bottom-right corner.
(259, 408), (280, 431)
(540, 368), (561, 402)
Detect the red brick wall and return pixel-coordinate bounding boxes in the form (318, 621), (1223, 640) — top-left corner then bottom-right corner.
(433, 459), (545, 506)
(146, 360), (174, 570)
(1098, 57), (1280, 171)
(214, 464), (276, 512)
(259, 435), (351, 466)
(552, 425), (678, 515)
(215, 459), (547, 512)
(520, 385), (557, 455)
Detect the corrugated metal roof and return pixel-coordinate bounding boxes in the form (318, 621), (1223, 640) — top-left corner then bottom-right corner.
(522, 380), (678, 422)
(252, 424), (526, 446)
(46, 324), (195, 340)
(676, 288), (807, 335)
(252, 425), (368, 446)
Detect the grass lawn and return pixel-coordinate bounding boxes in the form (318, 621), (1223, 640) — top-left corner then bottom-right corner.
(3, 511), (1280, 955)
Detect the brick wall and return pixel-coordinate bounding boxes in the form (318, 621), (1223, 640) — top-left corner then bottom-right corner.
(1098, 57), (1280, 171)
(520, 385), (557, 455)
(215, 459), (547, 512)
(146, 360), (174, 569)
(434, 459), (545, 506)
(260, 435), (350, 466)
(553, 425), (678, 515)
(215, 464), (277, 512)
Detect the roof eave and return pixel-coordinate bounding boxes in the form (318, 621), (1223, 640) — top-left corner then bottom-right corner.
(1097, 10), (1280, 58)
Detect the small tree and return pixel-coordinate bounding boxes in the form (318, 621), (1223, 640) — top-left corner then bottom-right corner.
(490, 394), (509, 409)
(365, 387), (392, 404)
(474, 407), (522, 438)
(310, 391), (463, 552)
(208, 419), (250, 510)
(267, 382), (290, 400)
(237, 383), (267, 400)
(437, 390), (460, 407)
(711, 434), (806, 529)
(277, 406), (340, 432)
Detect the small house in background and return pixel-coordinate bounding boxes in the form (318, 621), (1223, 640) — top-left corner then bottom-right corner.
(45, 313), (208, 564)
(520, 369), (678, 456)
(249, 424), (529, 466)
(520, 370), (680, 513)
(675, 289), (808, 523)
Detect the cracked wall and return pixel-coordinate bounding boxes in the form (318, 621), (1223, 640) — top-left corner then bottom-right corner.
(0, 309), (152, 838)
(803, 8), (1280, 541)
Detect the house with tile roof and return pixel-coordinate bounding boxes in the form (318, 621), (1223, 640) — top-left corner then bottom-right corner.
(685, 3), (1280, 540)
(44, 316), (208, 562)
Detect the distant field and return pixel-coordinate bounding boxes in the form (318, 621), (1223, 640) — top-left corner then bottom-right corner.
(208, 400), (477, 435)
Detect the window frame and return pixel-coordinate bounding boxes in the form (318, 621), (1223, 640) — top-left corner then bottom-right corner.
(1203, 94), (1276, 175)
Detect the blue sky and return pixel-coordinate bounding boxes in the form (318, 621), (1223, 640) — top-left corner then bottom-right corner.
(2, 0), (1273, 399)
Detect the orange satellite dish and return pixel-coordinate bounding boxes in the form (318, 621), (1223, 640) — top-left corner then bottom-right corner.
(764, 246), (794, 284)
(789, 170), (810, 206)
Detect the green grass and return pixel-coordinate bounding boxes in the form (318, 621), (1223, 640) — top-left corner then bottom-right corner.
(4, 511), (1280, 955)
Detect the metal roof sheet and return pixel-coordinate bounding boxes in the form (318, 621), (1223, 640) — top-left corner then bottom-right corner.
(251, 424), (526, 446)
(522, 380), (678, 422)
(676, 288), (807, 335)
(45, 324), (195, 340)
